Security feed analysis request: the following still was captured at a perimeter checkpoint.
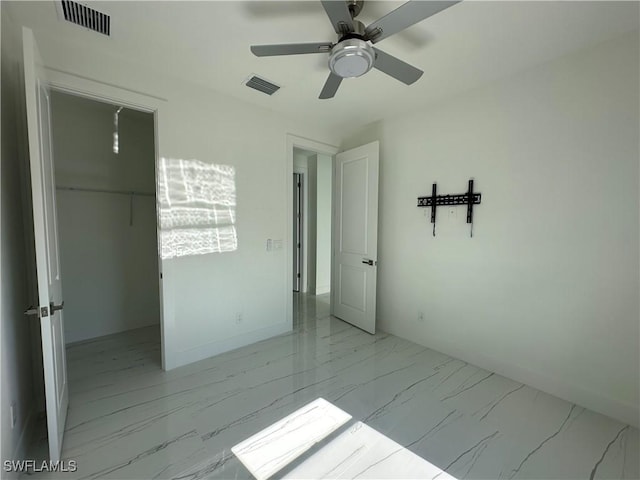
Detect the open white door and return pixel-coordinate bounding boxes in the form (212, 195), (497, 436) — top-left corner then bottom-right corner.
(332, 141), (379, 334)
(22, 27), (69, 462)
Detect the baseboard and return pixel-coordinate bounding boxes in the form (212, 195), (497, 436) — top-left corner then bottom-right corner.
(382, 324), (639, 428)
(166, 322), (292, 370)
(65, 321), (160, 346)
(4, 408), (36, 478)
(14, 408), (35, 460)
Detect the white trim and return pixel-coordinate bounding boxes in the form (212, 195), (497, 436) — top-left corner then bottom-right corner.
(45, 67), (167, 105)
(42, 68), (170, 371)
(391, 327), (640, 428)
(285, 135), (339, 328)
(293, 166), (308, 293)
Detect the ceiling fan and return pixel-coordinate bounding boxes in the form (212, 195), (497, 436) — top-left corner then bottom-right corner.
(250, 0), (460, 99)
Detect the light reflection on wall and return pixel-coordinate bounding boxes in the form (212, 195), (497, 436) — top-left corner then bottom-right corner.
(159, 157), (237, 259)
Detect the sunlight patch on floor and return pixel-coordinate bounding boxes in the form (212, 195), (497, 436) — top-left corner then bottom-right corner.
(232, 398), (456, 480)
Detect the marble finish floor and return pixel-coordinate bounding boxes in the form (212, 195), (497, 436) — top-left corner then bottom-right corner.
(25, 293), (638, 479)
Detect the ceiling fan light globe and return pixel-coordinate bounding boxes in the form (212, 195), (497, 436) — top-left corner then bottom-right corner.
(328, 39), (375, 78)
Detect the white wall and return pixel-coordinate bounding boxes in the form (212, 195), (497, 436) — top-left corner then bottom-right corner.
(342, 31), (639, 427)
(1, 7), (36, 469)
(315, 154), (332, 295)
(50, 92), (160, 344)
(8, 14), (343, 369)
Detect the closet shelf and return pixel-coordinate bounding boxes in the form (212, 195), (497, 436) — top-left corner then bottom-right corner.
(56, 186), (155, 197)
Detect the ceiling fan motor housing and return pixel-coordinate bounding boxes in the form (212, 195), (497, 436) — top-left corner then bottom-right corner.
(329, 38), (375, 78)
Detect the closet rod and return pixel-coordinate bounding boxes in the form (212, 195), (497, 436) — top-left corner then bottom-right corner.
(56, 186), (155, 197)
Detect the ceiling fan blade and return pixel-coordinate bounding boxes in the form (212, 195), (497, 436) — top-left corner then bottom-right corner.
(320, 0), (355, 35)
(319, 72), (343, 99)
(373, 47), (423, 85)
(251, 42), (333, 57)
(365, 1), (460, 44)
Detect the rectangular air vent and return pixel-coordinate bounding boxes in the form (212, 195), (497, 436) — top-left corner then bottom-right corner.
(245, 75), (280, 96)
(60, 0), (110, 36)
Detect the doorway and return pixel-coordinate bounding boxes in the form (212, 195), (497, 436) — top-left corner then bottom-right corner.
(20, 39), (168, 461)
(25, 86), (164, 464)
(289, 139), (338, 327)
(48, 91), (161, 349)
(286, 136), (380, 335)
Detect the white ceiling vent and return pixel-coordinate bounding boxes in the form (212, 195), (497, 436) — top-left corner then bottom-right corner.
(245, 75), (280, 96)
(58, 0), (110, 36)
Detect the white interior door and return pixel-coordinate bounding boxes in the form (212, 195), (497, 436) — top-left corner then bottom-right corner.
(22, 27), (69, 462)
(332, 141), (379, 334)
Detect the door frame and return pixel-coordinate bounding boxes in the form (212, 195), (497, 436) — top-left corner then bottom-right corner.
(43, 68), (170, 369)
(292, 172), (303, 292)
(285, 135), (338, 327)
(292, 164), (310, 293)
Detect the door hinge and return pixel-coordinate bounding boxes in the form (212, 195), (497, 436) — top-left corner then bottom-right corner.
(297, 273), (301, 278)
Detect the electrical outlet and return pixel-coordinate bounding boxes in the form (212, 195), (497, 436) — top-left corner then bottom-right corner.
(236, 313), (243, 324)
(10, 403), (16, 429)
(273, 239), (283, 250)
(266, 239), (273, 251)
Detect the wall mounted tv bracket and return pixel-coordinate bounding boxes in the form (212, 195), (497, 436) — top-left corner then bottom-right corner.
(417, 179), (481, 237)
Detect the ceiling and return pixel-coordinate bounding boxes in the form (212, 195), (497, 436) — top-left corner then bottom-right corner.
(9, 1), (639, 131)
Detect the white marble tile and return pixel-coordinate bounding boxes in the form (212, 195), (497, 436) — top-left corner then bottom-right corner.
(232, 398), (352, 480)
(23, 293), (639, 480)
(284, 421), (456, 479)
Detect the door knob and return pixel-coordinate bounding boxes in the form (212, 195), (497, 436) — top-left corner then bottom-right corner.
(24, 305), (49, 317)
(362, 258), (375, 266)
(50, 300), (64, 313)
